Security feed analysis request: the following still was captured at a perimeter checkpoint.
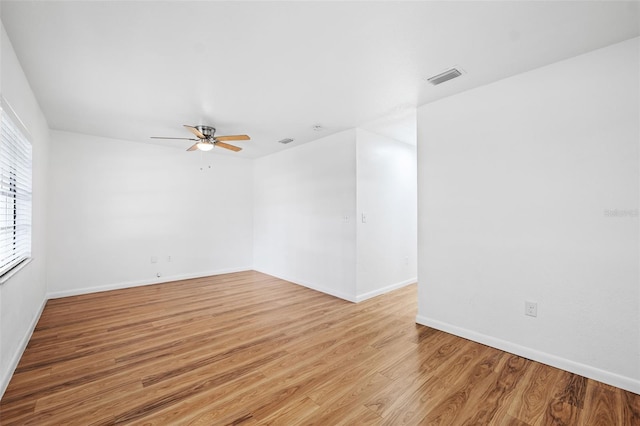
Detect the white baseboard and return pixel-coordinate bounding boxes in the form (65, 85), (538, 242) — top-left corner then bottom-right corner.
(0, 296), (47, 400)
(253, 270), (416, 304)
(355, 277), (416, 302)
(47, 266), (252, 299)
(253, 268), (358, 302)
(416, 315), (640, 395)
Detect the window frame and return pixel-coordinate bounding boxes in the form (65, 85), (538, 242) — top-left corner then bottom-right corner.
(0, 97), (33, 284)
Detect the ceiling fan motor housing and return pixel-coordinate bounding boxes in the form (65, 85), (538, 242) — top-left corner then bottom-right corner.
(196, 126), (216, 139)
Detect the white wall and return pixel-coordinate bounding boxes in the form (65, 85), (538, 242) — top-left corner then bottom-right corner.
(356, 129), (417, 300)
(47, 131), (254, 297)
(253, 130), (358, 300)
(253, 128), (418, 302)
(417, 37), (639, 393)
(0, 22), (50, 397)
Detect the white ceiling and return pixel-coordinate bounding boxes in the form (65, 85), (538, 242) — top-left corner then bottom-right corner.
(1, 1), (638, 158)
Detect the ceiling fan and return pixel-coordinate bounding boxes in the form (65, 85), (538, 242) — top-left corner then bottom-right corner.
(151, 125), (250, 152)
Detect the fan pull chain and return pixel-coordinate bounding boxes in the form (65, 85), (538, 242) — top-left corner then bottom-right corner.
(199, 150), (212, 171)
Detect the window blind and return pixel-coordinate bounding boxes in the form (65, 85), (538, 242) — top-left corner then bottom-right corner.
(0, 104), (32, 278)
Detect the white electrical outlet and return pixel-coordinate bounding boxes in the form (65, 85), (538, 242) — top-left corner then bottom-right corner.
(151, 256), (158, 264)
(525, 301), (538, 317)
(167, 255), (171, 262)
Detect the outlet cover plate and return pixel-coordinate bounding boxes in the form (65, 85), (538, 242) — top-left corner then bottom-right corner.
(525, 301), (538, 317)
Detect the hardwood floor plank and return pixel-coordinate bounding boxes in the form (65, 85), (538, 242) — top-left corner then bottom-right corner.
(0, 400), (36, 425)
(563, 373), (588, 409)
(579, 383), (621, 425)
(221, 337), (388, 423)
(543, 371), (584, 425)
(502, 414), (532, 426)
(622, 388), (640, 425)
(377, 326), (455, 382)
(506, 359), (562, 425)
(111, 350), (288, 425)
(292, 372), (388, 425)
(415, 347), (504, 425)
(66, 334), (291, 424)
(369, 339), (490, 422)
(458, 354), (529, 424)
(331, 404), (383, 426)
(1, 271), (637, 425)
(256, 396), (320, 425)
(126, 370), (268, 426)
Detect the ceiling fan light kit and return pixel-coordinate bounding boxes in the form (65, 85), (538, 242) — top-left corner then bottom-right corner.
(196, 141), (214, 151)
(151, 124), (250, 152)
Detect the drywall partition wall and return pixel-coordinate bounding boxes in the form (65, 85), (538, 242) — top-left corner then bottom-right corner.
(0, 22), (50, 397)
(47, 131), (253, 297)
(355, 129), (417, 301)
(253, 129), (358, 301)
(416, 37), (640, 393)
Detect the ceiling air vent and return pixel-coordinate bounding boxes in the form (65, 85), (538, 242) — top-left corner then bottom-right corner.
(427, 68), (462, 86)
(278, 138), (295, 144)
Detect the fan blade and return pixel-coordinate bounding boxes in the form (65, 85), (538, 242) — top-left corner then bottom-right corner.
(183, 125), (206, 139)
(151, 137), (199, 141)
(215, 135), (250, 142)
(215, 141), (242, 152)
(186, 143), (199, 151)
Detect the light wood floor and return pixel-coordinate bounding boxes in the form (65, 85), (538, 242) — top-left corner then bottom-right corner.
(1, 271), (638, 425)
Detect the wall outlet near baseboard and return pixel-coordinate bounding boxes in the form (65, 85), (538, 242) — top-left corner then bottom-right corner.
(525, 301), (538, 317)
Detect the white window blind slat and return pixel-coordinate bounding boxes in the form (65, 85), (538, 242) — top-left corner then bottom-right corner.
(0, 104), (32, 278)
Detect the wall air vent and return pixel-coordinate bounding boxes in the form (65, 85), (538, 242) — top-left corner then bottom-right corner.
(427, 68), (463, 86)
(278, 138), (295, 144)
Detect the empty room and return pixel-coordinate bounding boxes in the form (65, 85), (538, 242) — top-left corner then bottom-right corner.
(0, 1), (639, 424)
